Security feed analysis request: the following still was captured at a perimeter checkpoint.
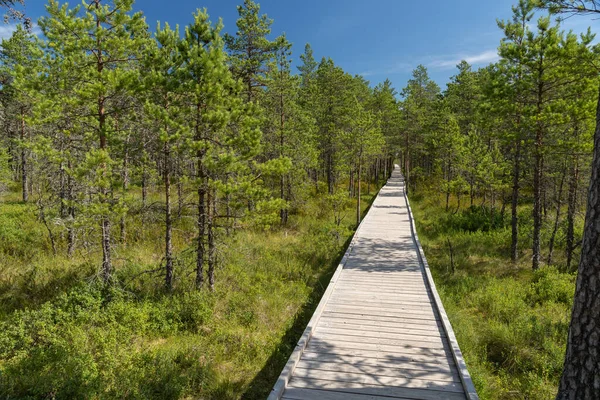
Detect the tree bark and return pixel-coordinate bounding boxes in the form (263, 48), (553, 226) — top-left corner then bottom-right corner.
(556, 84), (600, 399)
(532, 78), (545, 271)
(547, 166), (566, 266)
(20, 108), (28, 202)
(207, 186), (216, 291)
(164, 139), (174, 291)
(67, 158), (75, 257)
(511, 138), (522, 264)
(566, 155), (579, 271)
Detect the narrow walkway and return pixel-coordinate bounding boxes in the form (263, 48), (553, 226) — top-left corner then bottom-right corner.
(269, 166), (478, 400)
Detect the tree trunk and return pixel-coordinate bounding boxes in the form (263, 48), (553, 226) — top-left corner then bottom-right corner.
(556, 84), (600, 399)
(195, 101), (205, 289)
(327, 150), (334, 195)
(566, 156), (579, 271)
(547, 166), (566, 266)
(164, 140), (173, 291)
(177, 178), (184, 219)
(196, 163), (206, 289)
(207, 186), (216, 291)
(20, 109), (28, 202)
(119, 216), (126, 245)
(511, 139), (522, 264)
(141, 166), (148, 208)
(67, 159), (75, 257)
(532, 79), (544, 271)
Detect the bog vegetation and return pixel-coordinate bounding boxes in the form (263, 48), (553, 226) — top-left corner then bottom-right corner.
(0, 0), (598, 398)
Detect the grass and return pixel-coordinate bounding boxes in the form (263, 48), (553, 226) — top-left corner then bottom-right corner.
(0, 182), (380, 400)
(410, 191), (576, 400)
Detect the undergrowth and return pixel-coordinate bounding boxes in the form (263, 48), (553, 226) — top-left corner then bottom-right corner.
(410, 192), (576, 400)
(0, 185), (379, 399)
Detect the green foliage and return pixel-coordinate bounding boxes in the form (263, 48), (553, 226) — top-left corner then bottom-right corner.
(411, 192), (577, 399)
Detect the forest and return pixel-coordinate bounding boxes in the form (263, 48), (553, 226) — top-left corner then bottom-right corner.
(0, 0), (598, 399)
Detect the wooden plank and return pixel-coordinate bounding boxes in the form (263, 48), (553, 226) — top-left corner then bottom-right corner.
(282, 387), (407, 400)
(301, 351), (458, 374)
(288, 378), (467, 400)
(330, 290), (432, 299)
(316, 319), (447, 337)
(311, 331), (446, 350)
(327, 291), (433, 301)
(320, 311), (442, 326)
(292, 369), (464, 392)
(308, 336), (452, 358)
(315, 326), (445, 344)
(296, 360), (460, 383)
(329, 295), (433, 305)
(327, 298), (434, 311)
(323, 305), (438, 320)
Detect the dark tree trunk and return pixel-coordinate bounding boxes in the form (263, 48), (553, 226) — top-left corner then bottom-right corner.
(164, 140), (173, 291)
(511, 138), (522, 264)
(556, 84), (600, 399)
(327, 150), (334, 194)
(566, 156), (579, 271)
(446, 161), (451, 212)
(95, 3), (112, 284)
(119, 216), (126, 245)
(195, 102), (205, 289)
(67, 159), (75, 257)
(547, 166), (566, 266)
(532, 79), (545, 271)
(177, 178), (184, 219)
(20, 109), (28, 202)
(141, 166), (148, 208)
(207, 186), (216, 291)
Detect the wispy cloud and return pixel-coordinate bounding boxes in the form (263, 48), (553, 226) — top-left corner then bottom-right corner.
(0, 23), (41, 41)
(427, 49), (499, 69)
(359, 49), (499, 78)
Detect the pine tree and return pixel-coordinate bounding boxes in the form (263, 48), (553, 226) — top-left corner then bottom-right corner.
(38, 0), (151, 283)
(297, 43), (318, 88)
(179, 9), (261, 290)
(224, 0), (281, 103)
(400, 65), (440, 192)
(143, 21), (183, 290)
(0, 24), (40, 202)
(262, 34), (317, 225)
(496, 0), (535, 263)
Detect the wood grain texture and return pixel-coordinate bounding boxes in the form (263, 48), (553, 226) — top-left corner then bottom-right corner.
(270, 166), (477, 399)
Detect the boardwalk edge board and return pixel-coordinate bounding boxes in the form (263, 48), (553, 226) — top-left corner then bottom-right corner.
(403, 176), (480, 400)
(267, 188), (377, 400)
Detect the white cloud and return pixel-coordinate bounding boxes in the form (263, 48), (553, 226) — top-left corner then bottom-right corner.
(359, 49), (500, 78)
(428, 49), (499, 69)
(0, 23), (41, 41)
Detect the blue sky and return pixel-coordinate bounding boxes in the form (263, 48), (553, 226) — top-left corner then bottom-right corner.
(5, 0), (600, 92)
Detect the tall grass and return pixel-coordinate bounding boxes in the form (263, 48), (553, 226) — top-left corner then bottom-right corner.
(410, 192), (575, 400)
(0, 185), (379, 399)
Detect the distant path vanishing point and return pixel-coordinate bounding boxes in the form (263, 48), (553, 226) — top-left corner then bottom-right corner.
(268, 165), (479, 400)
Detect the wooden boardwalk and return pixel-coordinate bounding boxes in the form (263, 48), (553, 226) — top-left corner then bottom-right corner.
(269, 165), (478, 400)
